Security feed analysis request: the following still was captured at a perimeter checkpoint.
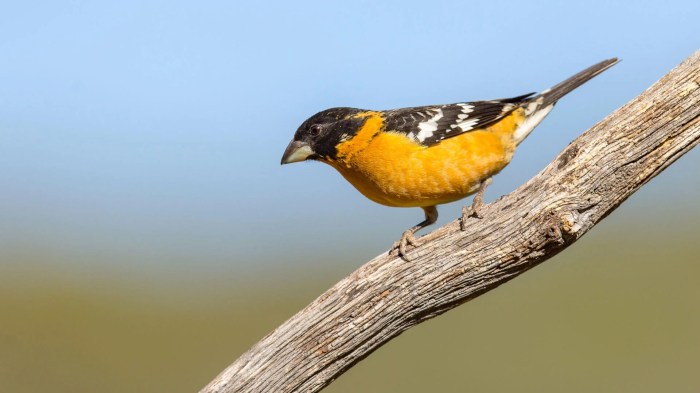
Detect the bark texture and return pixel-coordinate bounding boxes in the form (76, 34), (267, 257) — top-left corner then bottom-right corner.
(201, 51), (700, 393)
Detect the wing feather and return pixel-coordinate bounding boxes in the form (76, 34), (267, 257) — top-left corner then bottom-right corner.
(384, 93), (535, 146)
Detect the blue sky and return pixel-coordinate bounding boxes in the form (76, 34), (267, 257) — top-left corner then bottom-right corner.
(1, 1), (698, 275)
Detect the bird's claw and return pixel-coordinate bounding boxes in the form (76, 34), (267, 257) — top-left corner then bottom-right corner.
(390, 230), (419, 260)
(460, 178), (491, 231)
(460, 205), (482, 230)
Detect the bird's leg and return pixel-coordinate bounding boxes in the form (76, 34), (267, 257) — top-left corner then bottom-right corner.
(461, 177), (492, 230)
(391, 206), (438, 260)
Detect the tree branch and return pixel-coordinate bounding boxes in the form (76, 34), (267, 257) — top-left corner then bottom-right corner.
(200, 51), (700, 393)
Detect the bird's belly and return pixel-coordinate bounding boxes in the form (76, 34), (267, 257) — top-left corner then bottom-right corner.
(330, 130), (515, 207)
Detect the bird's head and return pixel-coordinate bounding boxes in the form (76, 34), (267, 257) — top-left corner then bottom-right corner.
(281, 107), (366, 164)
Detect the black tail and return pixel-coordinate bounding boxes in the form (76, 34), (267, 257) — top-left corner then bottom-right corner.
(540, 58), (619, 107)
(513, 58), (619, 144)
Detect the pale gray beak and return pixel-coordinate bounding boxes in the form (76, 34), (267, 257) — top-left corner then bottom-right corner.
(281, 140), (315, 164)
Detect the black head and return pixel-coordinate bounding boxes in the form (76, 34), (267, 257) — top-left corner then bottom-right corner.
(281, 107), (366, 164)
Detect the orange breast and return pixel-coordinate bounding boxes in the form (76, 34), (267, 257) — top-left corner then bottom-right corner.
(327, 110), (525, 208)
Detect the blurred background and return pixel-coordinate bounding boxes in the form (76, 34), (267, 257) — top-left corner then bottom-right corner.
(1, 1), (699, 392)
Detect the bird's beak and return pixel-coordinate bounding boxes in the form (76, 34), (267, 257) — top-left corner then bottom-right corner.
(281, 140), (315, 165)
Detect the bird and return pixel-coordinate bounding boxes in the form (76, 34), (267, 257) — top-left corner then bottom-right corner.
(281, 59), (618, 259)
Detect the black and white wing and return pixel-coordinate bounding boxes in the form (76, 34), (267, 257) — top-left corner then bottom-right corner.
(383, 93), (535, 146)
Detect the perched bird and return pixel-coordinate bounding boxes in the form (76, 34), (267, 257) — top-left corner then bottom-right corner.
(281, 59), (618, 258)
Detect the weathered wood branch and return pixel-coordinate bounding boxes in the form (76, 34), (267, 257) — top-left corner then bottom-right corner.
(201, 51), (700, 393)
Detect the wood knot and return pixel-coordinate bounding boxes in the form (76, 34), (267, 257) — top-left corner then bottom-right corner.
(559, 211), (583, 236)
(558, 144), (580, 169)
(545, 212), (565, 245)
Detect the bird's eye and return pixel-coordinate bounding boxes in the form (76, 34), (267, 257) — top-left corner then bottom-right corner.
(309, 124), (322, 137)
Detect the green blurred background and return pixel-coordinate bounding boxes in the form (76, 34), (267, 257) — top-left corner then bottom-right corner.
(1, 1), (699, 392)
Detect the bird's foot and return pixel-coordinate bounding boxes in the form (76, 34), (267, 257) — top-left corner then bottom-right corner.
(460, 178), (492, 231)
(460, 204), (482, 230)
(390, 230), (419, 260)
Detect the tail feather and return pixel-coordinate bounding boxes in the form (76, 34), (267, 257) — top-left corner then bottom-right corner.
(513, 58), (619, 144)
(540, 58), (619, 107)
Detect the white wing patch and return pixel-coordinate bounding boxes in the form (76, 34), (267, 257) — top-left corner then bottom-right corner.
(456, 118), (479, 131)
(453, 104), (476, 131)
(414, 104), (482, 142)
(457, 103), (474, 117)
(415, 109), (444, 142)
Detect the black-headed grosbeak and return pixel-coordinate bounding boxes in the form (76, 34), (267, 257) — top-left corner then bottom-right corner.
(281, 59), (618, 259)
